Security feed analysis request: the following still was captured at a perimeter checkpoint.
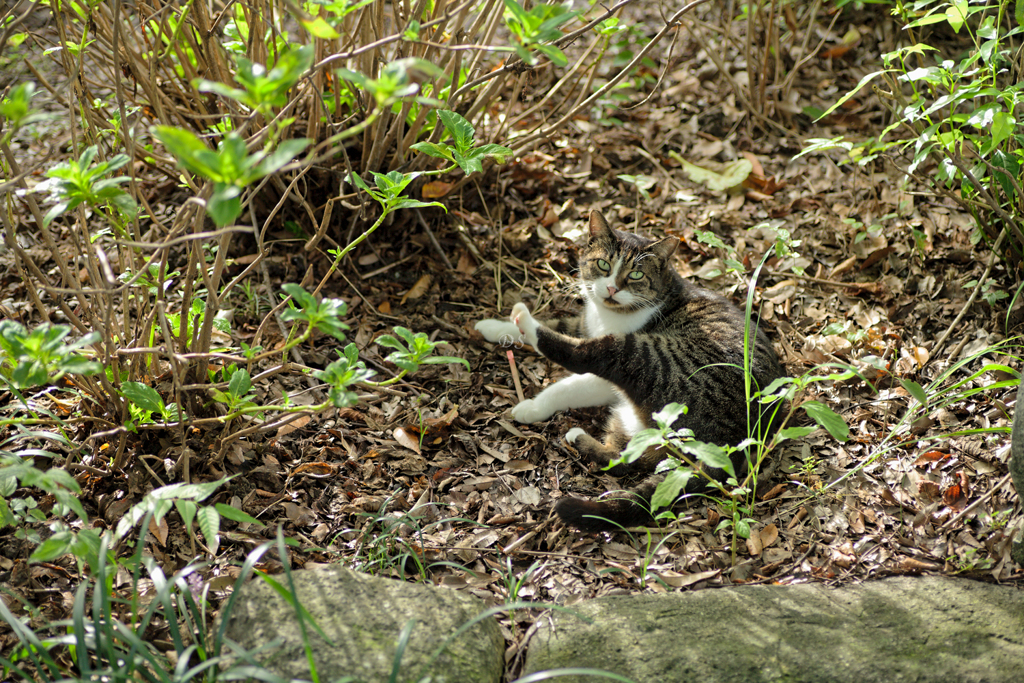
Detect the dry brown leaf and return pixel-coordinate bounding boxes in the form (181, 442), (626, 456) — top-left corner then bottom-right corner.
(760, 523), (779, 548)
(378, 300), (392, 314)
(849, 510), (866, 534)
(456, 250), (476, 274)
(393, 427), (422, 454)
(293, 462), (335, 478)
(761, 482), (788, 501)
(400, 274), (432, 304)
(149, 516), (168, 547)
(914, 450), (949, 467)
(277, 414), (310, 437)
(422, 180), (453, 198)
(658, 569), (719, 588)
(746, 532), (763, 556)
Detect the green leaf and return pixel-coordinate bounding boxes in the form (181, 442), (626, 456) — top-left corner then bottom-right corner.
(899, 378), (929, 410)
(301, 16), (340, 39)
(437, 110), (475, 153)
(534, 43), (567, 67)
(650, 469), (693, 512)
(151, 479), (226, 502)
(197, 505), (221, 555)
(175, 499), (197, 528)
(151, 126), (221, 179)
(775, 425), (816, 442)
(410, 141), (455, 161)
(817, 70), (887, 121)
(946, 0), (968, 32)
(679, 441), (734, 478)
(801, 400), (850, 442)
(215, 502), (265, 526)
(473, 143), (514, 164)
(228, 367), (252, 398)
(391, 198), (447, 211)
(207, 184), (242, 227)
(254, 138), (311, 177)
(734, 518), (752, 539)
(121, 381), (165, 414)
(30, 533), (75, 562)
(421, 355), (471, 370)
(651, 403), (688, 428)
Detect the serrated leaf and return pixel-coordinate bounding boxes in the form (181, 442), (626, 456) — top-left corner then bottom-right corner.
(437, 110), (475, 152)
(197, 505), (221, 555)
(121, 381), (165, 413)
(801, 400), (850, 442)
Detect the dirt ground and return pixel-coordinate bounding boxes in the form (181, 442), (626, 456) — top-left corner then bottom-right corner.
(1, 1), (1022, 667)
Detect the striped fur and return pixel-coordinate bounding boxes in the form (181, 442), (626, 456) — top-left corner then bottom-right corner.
(537, 212), (785, 531)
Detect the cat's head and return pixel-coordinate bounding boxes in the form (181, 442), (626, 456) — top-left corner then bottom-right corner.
(577, 211), (679, 312)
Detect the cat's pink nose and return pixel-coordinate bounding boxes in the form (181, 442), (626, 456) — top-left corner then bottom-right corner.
(607, 285), (617, 297)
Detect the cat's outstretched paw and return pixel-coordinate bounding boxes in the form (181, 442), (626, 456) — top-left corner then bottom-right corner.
(511, 398), (552, 424)
(474, 319), (522, 345)
(510, 303), (539, 348)
(565, 427), (587, 444)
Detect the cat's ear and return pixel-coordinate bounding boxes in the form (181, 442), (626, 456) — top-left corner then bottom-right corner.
(650, 236), (680, 261)
(588, 211), (615, 242)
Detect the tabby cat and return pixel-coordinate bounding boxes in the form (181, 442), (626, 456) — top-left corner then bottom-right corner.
(475, 211), (784, 531)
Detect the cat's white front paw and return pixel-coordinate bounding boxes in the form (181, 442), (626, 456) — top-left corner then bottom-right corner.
(565, 427), (587, 444)
(511, 398), (553, 424)
(474, 319), (522, 344)
(510, 303), (539, 348)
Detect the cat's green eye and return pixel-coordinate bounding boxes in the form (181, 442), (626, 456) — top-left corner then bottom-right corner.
(628, 271), (644, 281)
(596, 259), (610, 271)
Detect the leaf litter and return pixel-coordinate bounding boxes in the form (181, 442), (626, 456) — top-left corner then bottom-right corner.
(1, 4), (1023, 675)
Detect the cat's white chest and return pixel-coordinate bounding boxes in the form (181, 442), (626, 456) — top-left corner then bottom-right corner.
(583, 297), (660, 337)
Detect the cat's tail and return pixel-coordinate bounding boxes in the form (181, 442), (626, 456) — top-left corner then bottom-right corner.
(553, 478), (661, 532)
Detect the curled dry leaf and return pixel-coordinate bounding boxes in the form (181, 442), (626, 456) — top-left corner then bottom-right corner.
(293, 462), (335, 478)
(400, 274), (432, 304)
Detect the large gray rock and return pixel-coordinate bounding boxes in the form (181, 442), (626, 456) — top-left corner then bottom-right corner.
(525, 576), (1024, 683)
(222, 565), (503, 683)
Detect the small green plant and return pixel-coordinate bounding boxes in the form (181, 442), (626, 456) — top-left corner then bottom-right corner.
(963, 278), (1009, 307)
(153, 126), (310, 227)
(502, 0), (576, 66)
(801, 2), (1024, 263)
(0, 321), (102, 390)
(34, 145), (139, 229)
(948, 546), (994, 573)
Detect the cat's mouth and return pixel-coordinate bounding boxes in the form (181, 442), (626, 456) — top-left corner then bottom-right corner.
(600, 294), (631, 310)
